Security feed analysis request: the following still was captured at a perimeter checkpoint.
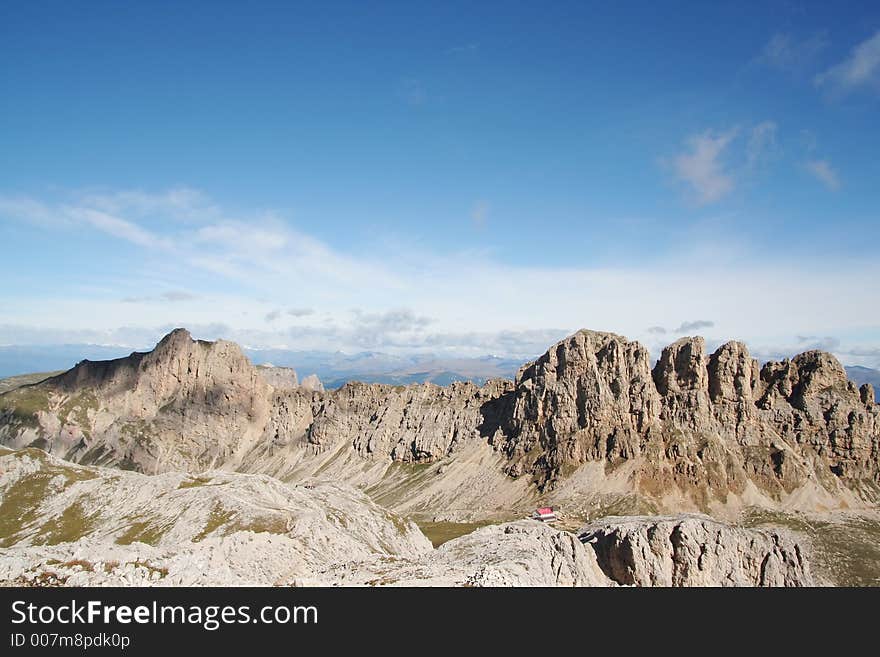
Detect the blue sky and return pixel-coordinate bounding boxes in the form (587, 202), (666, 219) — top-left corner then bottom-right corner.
(1, 1), (879, 365)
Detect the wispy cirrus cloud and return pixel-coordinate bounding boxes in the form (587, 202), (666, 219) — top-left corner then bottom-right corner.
(758, 32), (828, 73)
(1, 187), (878, 361)
(815, 29), (880, 94)
(746, 121), (778, 170)
(76, 187), (219, 222)
(66, 207), (172, 249)
(675, 320), (715, 333)
(644, 320), (715, 336)
(804, 159), (840, 190)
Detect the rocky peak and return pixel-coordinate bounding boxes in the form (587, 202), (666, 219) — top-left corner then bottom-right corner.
(789, 350), (850, 404)
(496, 329), (877, 499)
(1, 326), (877, 512)
(707, 341), (760, 404)
(151, 327), (195, 356)
(652, 336), (708, 395)
(861, 383), (875, 407)
(256, 364), (299, 389)
(299, 374), (324, 393)
(499, 330), (660, 481)
(651, 336), (712, 430)
(136, 330), (261, 404)
(758, 350), (850, 414)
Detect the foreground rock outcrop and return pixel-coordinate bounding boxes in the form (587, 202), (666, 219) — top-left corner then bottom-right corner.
(0, 328), (877, 516)
(329, 521), (613, 587)
(580, 514), (812, 587)
(0, 447), (431, 585)
(0, 448), (814, 586)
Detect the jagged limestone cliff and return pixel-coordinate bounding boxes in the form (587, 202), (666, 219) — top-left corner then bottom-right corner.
(490, 331), (878, 508)
(0, 328), (877, 517)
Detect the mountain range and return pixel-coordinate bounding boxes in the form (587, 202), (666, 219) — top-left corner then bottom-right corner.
(1, 342), (876, 400)
(0, 327), (877, 586)
(1, 327), (877, 513)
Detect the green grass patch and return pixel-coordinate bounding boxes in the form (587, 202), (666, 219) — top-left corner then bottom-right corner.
(366, 461), (440, 507)
(0, 371), (63, 395)
(193, 504), (236, 542)
(0, 451), (97, 547)
(0, 385), (52, 428)
(115, 517), (174, 546)
(414, 520), (494, 548)
(742, 508), (880, 587)
(33, 501), (97, 545)
(231, 516), (288, 535)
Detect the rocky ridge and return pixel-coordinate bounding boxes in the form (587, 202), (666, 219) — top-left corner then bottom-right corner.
(0, 328), (877, 517)
(580, 514), (812, 586)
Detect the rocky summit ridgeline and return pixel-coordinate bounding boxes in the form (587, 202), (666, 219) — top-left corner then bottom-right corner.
(0, 328), (877, 519)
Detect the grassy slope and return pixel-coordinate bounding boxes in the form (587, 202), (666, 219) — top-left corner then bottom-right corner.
(0, 372), (63, 395)
(742, 508), (880, 587)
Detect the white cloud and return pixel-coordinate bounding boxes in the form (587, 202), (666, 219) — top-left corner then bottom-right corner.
(1, 187), (878, 362)
(759, 32), (828, 72)
(0, 197), (62, 227)
(815, 29), (880, 93)
(804, 159), (840, 190)
(746, 121), (778, 170)
(196, 220), (289, 252)
(670, 129), (738, 204)
(674, 320), (715, 333)
(64, 207), (172, 249)
(76, 187), (218, 222)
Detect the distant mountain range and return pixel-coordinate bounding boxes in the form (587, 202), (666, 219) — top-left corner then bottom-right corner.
(846, 366), (880, 400)
(246, 348), (523, 388)
(0, 342), (877, 398)
(0, 343), (524, 388)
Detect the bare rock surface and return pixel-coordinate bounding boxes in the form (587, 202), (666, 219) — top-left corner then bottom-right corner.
(328, 521), (613, 587)
(256, 364), (299, 389)
(0, 448), (819, 587)
(299, 374), (324, 393)
(0, 447), (430, 585)
(579, 514), (812, 587)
